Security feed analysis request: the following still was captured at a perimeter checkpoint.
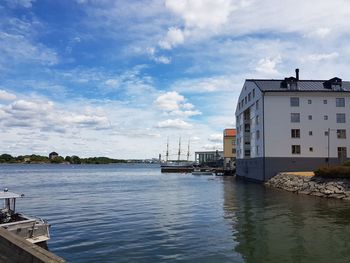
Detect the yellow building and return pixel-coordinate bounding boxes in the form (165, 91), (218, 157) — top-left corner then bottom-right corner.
(223, 128), (236, 170)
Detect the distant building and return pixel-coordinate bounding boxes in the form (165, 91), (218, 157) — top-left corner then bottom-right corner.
(223, 129), (236, 170)
(195, 150), (223, 166)
(235, 69), (350, 181)
(49, 152), (59, 160)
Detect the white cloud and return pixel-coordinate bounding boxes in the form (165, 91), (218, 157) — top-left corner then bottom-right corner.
(5, 0), (35, 8)
(0, 32), (58, 67)
(154, 91), (201, 117)
(303, 52), (339, 62)
(156, 118), (192, 129)
(165, 0), (235, 30)
(153, 55), (171, 64)
(158, 27), (185, 50)
(158, 0), (235, 50)
(105, 79), (120, 87)
(171, 76), (236, 94)
(155, 91), (185, 111)
(1, 97), (110, 131)
(208, 134), (223, 143)
(306, 27), (331, 39)
(255, 56), (281, 75)
(0, 90), (16, 102)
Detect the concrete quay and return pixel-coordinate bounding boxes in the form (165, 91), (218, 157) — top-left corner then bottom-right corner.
(0, 227), (66, 263)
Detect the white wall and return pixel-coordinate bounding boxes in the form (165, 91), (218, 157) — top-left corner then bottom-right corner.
(264, 92), (350, 158)
(235, 81), (264, 159)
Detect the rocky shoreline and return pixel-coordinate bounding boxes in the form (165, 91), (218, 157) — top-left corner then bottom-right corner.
(265, 172), (350, 200)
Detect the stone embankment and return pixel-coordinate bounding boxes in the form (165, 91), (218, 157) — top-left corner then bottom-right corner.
(265, 172), (350, 200)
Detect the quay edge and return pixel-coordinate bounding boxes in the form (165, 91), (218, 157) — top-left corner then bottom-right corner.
(0, 227), (66, 263)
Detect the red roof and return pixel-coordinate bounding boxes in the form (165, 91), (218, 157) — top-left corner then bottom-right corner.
(224, 129), (236, 137)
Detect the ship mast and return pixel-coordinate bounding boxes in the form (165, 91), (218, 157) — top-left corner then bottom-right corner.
(166, 138), (169, 162)
(187, 139), (190, 162)
(177, 137), (181, 162)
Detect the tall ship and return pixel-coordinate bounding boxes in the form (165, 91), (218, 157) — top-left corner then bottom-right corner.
(161, 138), (194, 173)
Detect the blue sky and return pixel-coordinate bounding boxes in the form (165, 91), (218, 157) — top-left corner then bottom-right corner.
(1, 0), (350, 159)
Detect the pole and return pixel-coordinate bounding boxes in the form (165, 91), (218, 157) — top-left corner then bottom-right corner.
(327, 128), (330, 167)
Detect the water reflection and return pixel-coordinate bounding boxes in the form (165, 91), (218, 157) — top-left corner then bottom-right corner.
(222, 178), (350, 263)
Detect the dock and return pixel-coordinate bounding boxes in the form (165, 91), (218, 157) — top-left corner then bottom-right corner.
(0, 227), (66, 263)
(161, 166), (235, 175)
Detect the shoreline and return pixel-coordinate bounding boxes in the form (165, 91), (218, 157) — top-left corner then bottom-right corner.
(265, 172), (350, 200)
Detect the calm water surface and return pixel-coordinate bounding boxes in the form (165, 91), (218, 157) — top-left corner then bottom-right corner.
(1, 164), (350, 263)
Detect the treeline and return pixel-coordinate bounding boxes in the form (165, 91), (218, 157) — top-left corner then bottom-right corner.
(0, 154), (126, 164)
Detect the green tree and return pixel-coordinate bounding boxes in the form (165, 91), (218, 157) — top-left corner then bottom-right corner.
(71, 155), (81, 164)
(0, 154), (14, 163)
(50, 156), (64, 164)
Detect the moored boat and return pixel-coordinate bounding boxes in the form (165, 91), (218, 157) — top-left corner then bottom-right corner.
(0, 188), (50, 245)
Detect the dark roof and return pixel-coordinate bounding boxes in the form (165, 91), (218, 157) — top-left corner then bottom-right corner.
(49, 152), (58, 156)
(248, 79), (350, 92)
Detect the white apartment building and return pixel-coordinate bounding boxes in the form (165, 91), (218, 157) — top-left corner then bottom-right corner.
(235, 69), (350, 181)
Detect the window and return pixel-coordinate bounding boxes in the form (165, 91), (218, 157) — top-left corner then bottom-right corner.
(292, 145), (301, 154)
(256, 115), (259, 125)
(308, 115), (312, 120)
(245, 150), (250, 157)
(241, 99), (244, 107)
(308, 99), (312, 104)
(290, 97), (299, 107)
(253, 89), (255, 98)
(232, 140), (236, 145)
(256, 130), (260, 140)
(309, 131), (313, 136)
(337, 113), (346, 123)
(324, 115), (328, 120)
(256, 100), (259, 110)
(337, 129), (346, 139)
(291, 113), (300, 123)
(309, 147), (313, 152)
(323, 99), (327, 104)
(291, 129), (300, 138)
(232, 149), (236, 154)
(244, 124), (250, 132)
(248, 92), (251, 101)
(256, 146), (259, 155)
(336, 98), (345, 107)
(245, 96), (247, 104)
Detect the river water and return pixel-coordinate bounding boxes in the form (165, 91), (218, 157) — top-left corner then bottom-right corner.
(0, 164), (350, 263)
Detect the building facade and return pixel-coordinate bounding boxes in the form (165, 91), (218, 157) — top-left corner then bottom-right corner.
(235, 70), (350, 181)
(223, 129), (236, 170)
(195, 151), (224, 166)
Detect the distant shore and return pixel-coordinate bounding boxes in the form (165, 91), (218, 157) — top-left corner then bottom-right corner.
(0, 154), (158, 165)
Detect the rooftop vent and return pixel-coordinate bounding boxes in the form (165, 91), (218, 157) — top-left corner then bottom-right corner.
(281, 76), (298, 90)
(295, 68), (299, 80)
(323, 77), (343, 91)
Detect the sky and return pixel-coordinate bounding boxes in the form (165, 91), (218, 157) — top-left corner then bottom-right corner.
(1, 0), (350, 159)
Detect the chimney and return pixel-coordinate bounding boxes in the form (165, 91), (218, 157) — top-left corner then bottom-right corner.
(295, 68), (299, 80)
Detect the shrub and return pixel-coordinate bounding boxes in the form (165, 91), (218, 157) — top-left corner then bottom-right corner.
(314, 166), (350, 178)
(343, 160), (350, 167)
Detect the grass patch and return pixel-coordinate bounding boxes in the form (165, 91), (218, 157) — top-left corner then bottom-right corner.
(314, 166), (350, 178)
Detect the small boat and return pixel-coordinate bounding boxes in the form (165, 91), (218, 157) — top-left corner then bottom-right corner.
(0, 188), (50, 245)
